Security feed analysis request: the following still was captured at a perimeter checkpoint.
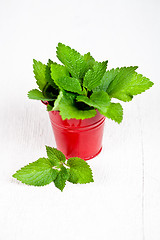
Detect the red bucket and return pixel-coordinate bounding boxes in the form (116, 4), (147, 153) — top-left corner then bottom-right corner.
(48, 110), (105, 160)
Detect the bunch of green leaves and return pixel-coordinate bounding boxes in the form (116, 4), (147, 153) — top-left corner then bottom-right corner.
(28, 43), (154, 123)
(12, 146), (93, 191)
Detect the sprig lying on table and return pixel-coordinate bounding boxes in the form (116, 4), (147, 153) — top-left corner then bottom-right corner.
(12, 146), (94, 191)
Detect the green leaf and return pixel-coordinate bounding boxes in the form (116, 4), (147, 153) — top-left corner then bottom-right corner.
(53, 76), (83, 94)
(67, 157), (94, 184)
(83, 52), (95, 69)
(33, 59), (47, 91)
(12, 158), (58, 186)
(50, 63), (70, 82)
(100, 102), (123, 124)
(52, 91), (63, 111)
(47, 104), (53, 111)
(28, 89), (55, 101)
(46, 146), (66, 164)
(45, 60), (58, 89)
(76, 91), (111, 113)
(46, 146), (61, 167)
(56, 43), (89, 78)
(58, 92), (97, 120)
(47, 59), (54, 66)
(93, 70), (117, 92)
(83, 61), (108, 90)
(54, 166), (70, 191)
(106, 66), (154, 102)
(77, 91), (123, 123)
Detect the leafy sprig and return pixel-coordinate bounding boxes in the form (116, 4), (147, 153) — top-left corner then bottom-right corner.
(28, 43), (154, 123)
(13, 146), (94, 191)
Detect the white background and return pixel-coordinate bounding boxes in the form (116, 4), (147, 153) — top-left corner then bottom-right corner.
(0, 0), (160, 239)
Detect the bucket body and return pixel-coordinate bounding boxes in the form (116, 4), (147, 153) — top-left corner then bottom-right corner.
(48, 110), (105, 160)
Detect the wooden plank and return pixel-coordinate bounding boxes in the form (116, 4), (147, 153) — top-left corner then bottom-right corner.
(139, 86), (160, 240)
(0, 98), (143, 240)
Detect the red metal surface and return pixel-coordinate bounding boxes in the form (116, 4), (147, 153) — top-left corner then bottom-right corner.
(48, 110), (106, 160)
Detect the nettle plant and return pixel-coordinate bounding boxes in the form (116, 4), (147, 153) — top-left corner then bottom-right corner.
(13, 146), (93, 191)
(28, 43), (153, 123)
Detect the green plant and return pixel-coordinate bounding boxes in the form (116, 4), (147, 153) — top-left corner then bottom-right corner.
(12, 146), (93, 191)
(28, 43), (154, 123)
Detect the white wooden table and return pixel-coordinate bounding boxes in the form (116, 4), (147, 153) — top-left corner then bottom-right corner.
(0, 0), (160, 239)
